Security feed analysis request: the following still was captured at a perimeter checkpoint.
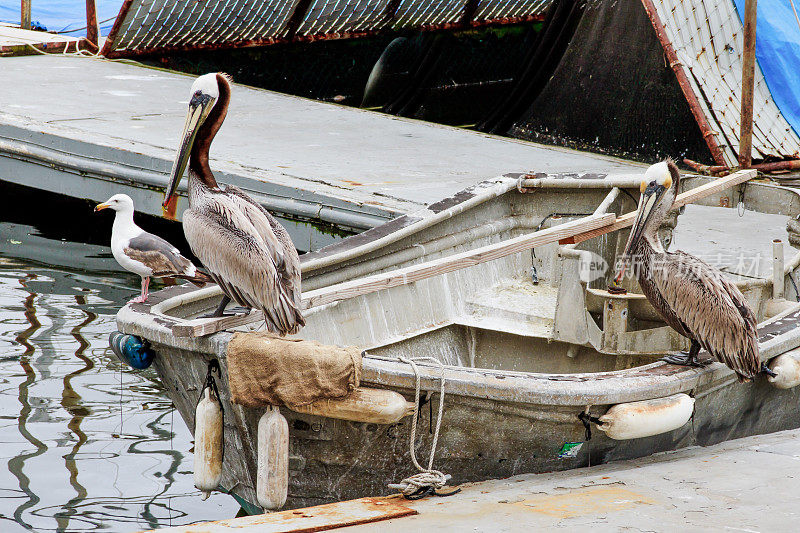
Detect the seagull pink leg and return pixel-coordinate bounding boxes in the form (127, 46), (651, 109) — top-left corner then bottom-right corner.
(131, 277), (150, 303)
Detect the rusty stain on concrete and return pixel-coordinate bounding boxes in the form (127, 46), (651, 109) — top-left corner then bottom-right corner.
(514, 485), (657, 519)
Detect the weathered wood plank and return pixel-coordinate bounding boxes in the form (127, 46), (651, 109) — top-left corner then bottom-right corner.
(566, 169), (756, 244)
(173, 310), (260, 337)
(173, 213), (615, 336)
(144, 496), (416, 532)
(302, 213), (615, 309)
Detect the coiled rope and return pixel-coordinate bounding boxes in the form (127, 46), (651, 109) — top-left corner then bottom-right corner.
(388, 356), (455, 499)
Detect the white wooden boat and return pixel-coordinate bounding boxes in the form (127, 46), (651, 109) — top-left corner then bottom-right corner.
(116, 169), (800, 512)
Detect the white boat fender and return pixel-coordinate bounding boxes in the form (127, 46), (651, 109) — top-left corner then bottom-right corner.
(193, 361), (224, 500)
(594, 394), (695, 440)
(768, 349), (800, 389)
(257, 405), (289, 511)
(288, 387), (415, 424)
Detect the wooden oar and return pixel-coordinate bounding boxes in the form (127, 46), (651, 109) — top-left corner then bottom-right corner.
(172, 169), (756, 337)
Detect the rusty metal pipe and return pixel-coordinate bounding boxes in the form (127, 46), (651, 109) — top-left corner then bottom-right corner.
(682, 159), (729, 176)
(685, 158), (800, 175)
(100, 0), (133, 55)
(752, 159), (800, 173)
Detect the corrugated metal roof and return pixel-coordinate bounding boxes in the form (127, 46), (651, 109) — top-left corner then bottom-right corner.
(650, 0), (800, 166)
(101, 0), (552, 58)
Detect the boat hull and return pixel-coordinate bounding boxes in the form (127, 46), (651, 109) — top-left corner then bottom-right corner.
(116, 174), (800, 512)
(149, 336), (800, 511)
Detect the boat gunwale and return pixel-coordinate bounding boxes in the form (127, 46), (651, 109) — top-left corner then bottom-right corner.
(117, 283), (800, 407)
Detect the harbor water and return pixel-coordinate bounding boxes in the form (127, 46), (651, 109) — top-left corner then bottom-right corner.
(0, 192), (238, 531)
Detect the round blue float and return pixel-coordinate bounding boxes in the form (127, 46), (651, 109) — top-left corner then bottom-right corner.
(108, 332), (155, 370)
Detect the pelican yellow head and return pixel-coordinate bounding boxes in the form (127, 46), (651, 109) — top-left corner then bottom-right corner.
(616, 161), (678, 282)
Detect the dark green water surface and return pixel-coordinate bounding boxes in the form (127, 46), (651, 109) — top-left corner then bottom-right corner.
(0, 220), (238, 532)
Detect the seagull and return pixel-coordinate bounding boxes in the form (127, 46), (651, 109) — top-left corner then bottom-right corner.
(95, 193), (210, 303)
(162, 73), (305, 335)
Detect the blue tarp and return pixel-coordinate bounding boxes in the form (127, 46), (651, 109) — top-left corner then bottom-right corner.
(733, 0), (800, 137)
(0, 1), (123, 37)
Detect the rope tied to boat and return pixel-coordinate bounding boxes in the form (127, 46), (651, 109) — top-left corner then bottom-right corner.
(578, 408), (604, 441)
(388, 356), (459, 499)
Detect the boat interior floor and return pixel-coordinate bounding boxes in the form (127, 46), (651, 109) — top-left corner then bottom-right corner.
(674, 205), (789, 279)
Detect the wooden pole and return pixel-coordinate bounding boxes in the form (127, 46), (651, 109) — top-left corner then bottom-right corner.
(739, 0), (758, 169)
(85, 0), (99, 48)
(20, 0), (31, 30)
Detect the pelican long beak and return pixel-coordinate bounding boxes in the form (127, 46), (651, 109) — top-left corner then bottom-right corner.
(615, 182), (667, 282)
(94, 202), (110, 212)
(163, 93), (216, 206)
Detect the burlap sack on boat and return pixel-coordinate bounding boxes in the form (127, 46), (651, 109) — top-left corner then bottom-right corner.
(226, 332), (361, 408)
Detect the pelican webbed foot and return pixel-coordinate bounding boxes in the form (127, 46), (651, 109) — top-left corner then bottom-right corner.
(661, 340), (707, 367)
(201, 295), (232, 318)
(660, 353), (708, 367)
(199, 296), (250, 318)
(760, 362), (777, 378)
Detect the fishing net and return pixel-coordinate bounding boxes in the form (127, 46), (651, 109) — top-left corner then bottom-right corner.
(507, 0), (712, 164)
(147, 23), (539, 124)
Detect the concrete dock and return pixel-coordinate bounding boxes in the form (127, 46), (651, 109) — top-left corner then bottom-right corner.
(152, 427), (800, 532)
(0, 54), (643, 251)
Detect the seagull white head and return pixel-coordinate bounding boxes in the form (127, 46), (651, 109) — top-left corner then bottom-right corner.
(95, 193), (135, 213)
(164, 73), (231, 207)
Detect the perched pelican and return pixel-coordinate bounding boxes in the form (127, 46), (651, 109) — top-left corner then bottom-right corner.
(96, 194), (210, 303)
(162, 73), (305, 335)
(615, 160), (772, 382)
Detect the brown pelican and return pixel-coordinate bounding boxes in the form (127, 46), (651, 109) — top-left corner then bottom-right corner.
(615, 160), (773, 382)
(162, 73), (305, 335)
(95, 193), (210, 303)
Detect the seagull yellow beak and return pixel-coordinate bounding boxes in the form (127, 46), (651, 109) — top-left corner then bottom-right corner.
(94, 202), (110, 212)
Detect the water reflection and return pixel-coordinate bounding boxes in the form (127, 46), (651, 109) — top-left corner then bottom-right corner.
(0, 221), (237, 531)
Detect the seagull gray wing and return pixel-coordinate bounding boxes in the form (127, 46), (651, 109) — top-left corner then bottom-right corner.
(125, 232), (196, 278)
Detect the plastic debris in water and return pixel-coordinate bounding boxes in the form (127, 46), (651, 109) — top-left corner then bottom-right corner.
(558, 442), (583, 459)
(108, 331), (155, 369)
